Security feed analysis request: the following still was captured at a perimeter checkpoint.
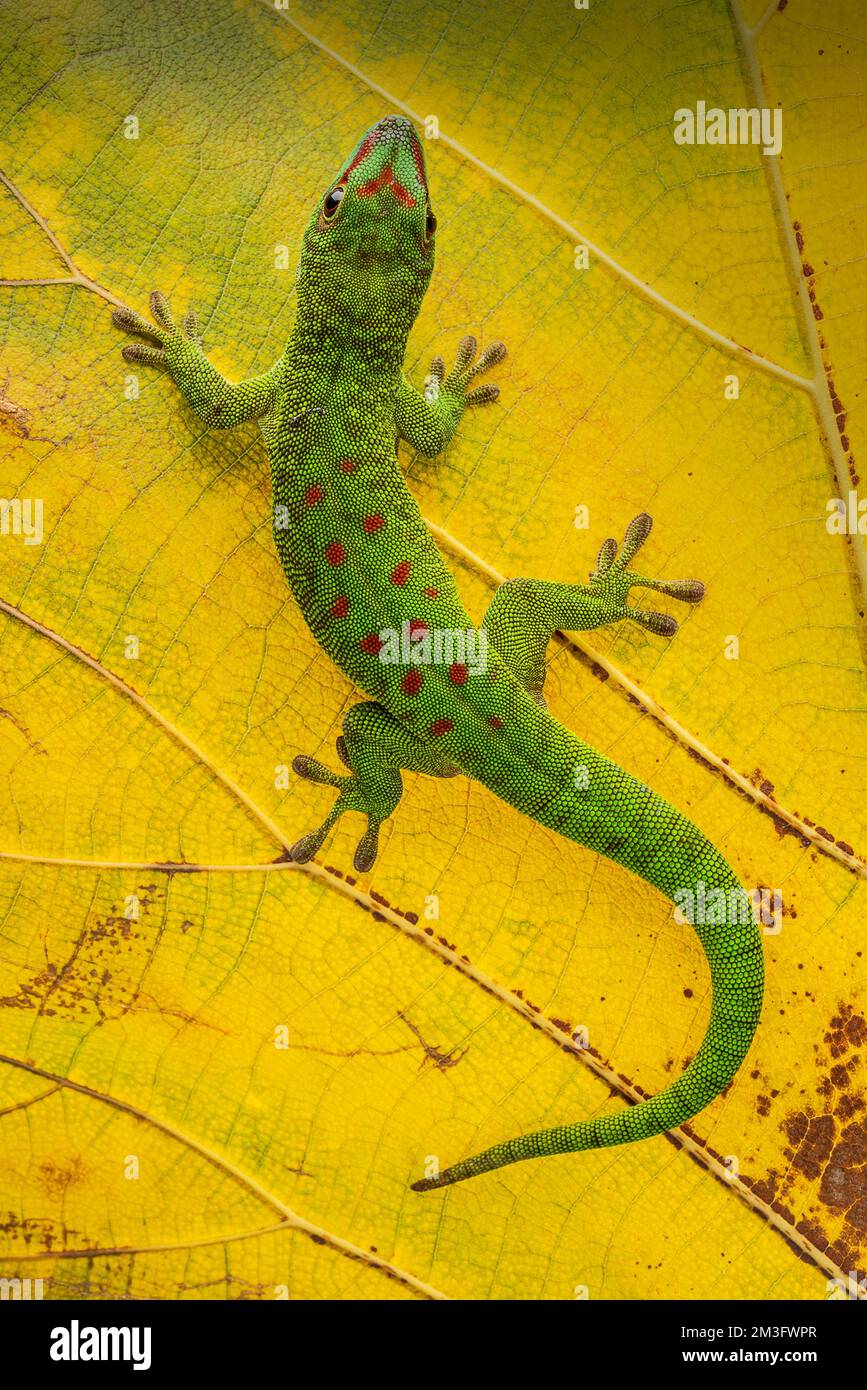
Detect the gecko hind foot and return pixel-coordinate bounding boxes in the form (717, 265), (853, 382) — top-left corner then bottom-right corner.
(590, 513), (704, 636)
(289, 752), (399, 874)
(289, 702), (457, 874)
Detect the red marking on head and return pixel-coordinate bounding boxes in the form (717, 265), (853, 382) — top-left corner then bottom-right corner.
(410, 139), (429, 195)
(363, 514), (385, 534)
(401, 669), (423, 695)
(408, 619), (428, 637)
(357, 165), (417, 208)
(449, 664), (468, 685)
(325, 541), (346, 566)
(331, 596), (349, 619)
(360, 633), (384, 655)
(339, 459), (356, 473)
(489, 715), (504, 730)
(391, 560), (411, 586)
(305, 485), (323, 506)
(358, 169), (388, 196)
(343, 132), (377, 179)
(391, 180), (417, 209)
(430, 719), (453, 737)
(423, 587), (439, 599)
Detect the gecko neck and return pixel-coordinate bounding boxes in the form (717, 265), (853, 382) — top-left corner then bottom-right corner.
(287, 297), (412, 409)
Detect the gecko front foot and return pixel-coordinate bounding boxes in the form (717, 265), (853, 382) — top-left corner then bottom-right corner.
(588, 513), (704, 636)
(289, 750), (401, 874)
(113, 290), (202, 374)
(425, 335), (506, 409)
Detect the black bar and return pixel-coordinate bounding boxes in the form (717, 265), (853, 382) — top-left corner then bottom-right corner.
(1, 1295), (859, 1376)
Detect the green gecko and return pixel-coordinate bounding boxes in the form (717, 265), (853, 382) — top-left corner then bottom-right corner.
(113, 115), (764, 1192)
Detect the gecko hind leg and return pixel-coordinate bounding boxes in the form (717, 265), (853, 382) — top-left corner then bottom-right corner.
(290, 701), (458, 873)
(483, 514), (704, 704)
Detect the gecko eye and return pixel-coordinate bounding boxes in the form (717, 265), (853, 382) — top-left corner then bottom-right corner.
(425, 209), (437, 241)
(323, 185), (346, 220)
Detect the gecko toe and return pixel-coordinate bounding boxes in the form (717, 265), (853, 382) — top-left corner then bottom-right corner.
(626, 607), (678, 637)
(149, 289), (175, 332)
(467, 341), (507, 378)
(465, 382), (499, 405)
(615, 513), (653, 569)
(121, 342), (165, 367)
(353, 824), (380, 874)
(112, 305), (162, 341)
(289, 829), (326, 864)
(652, 578), (705, 603)
(292, 754), (345, 787)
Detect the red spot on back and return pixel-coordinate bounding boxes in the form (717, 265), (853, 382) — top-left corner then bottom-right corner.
(449, 663), (468, 685)
(305, 485), (323, 506)
(408, 619), (428, 637)
(325, 541), (346, 566)
(391, 560), (411, 585)
(363, 514), (385, 534)
(340, 459), (355, 473)
(360, 633), (384, 655)
(331, 596), (349, 619)
(423, 587), (439, 599)
(401, 669), (423, 695)
(489, 715), (504, 729)
(430, 719), (453, 737)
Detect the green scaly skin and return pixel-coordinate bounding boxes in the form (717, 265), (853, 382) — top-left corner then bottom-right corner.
(113, 115), (764, 1193)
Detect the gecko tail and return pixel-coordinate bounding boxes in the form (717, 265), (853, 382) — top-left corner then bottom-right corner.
(412, 853), (764, 1193)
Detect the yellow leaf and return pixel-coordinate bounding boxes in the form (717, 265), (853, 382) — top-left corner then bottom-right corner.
(0, 0), (864, 1300)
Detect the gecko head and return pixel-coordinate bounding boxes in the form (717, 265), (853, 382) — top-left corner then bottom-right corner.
(297, 115), (436, 332)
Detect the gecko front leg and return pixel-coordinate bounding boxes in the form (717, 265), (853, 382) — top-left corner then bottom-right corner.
(395, 335), (506, 457)
(113, 291), (283, 429)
